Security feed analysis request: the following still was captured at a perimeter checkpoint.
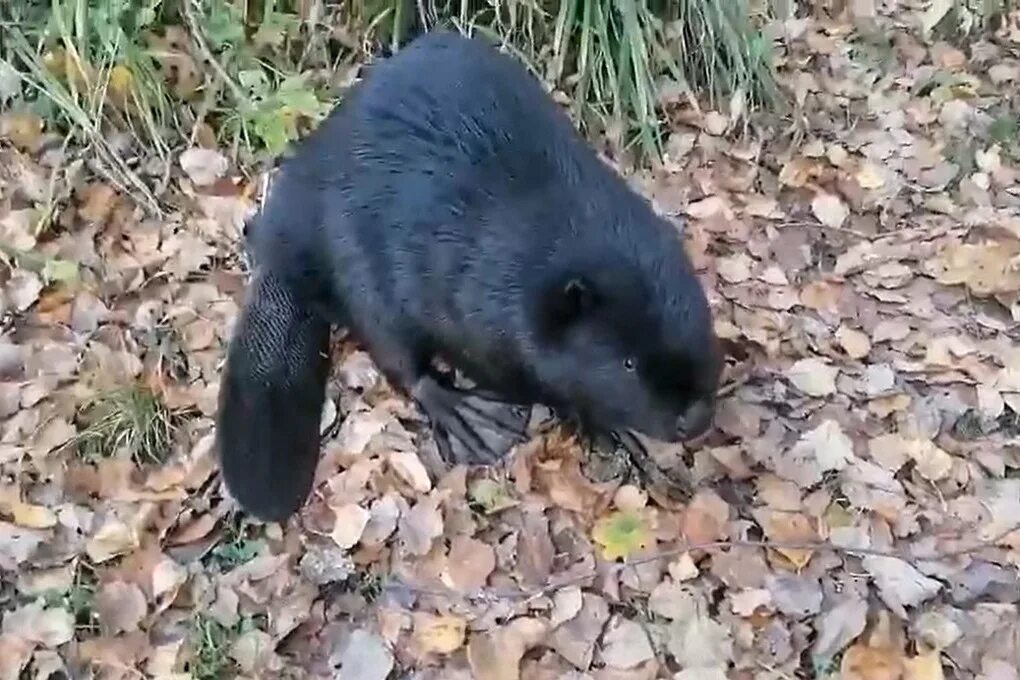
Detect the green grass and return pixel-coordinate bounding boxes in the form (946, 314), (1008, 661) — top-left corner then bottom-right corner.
(188, 612), (268, 679)
(40, 562), (100, 636)
(189, 613), (238, 680)
(205, 513), (265, 572)
(356, 0), (781, 160)
(3, 0), (781, 174)
(74, 383), (177, 465)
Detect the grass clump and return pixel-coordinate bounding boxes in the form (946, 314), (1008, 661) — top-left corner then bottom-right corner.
(75, 383), (176, 465)
(4, 0), (781, 170)
(353, 0), (781, 160)
(205, 513), (265, 572)
(188, 613), (267, 679)
(189, 613), (238, 680)
(40, 562), (100, 636)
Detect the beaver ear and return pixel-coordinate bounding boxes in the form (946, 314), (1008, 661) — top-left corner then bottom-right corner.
(536, 275), (600, 339)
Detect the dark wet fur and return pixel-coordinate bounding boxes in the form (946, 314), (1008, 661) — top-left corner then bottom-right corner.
(216, 31), (722, 522)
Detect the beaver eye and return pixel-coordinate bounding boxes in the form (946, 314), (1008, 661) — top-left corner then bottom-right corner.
(624, 357), (636, 372)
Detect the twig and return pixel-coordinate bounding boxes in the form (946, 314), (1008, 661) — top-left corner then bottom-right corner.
(383, 522), (1020, 603)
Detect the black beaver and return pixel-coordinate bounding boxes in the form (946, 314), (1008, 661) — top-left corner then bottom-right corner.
(216, 30), (723, 522)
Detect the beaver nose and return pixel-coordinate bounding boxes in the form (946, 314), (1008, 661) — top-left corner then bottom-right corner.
(676, 398), (714, 441)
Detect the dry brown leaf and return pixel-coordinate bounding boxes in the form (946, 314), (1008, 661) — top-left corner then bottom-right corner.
(755, 510), (817, 569)
(862, 556), (943, 617)
(549, 586), (584, 628)
(388, 450), (433, 492)
(179, 147), (229, 186)
(717, 253), (754, 283)
(787, 358), (839, 397)
(666, 603), (733, 670)
(925, 241), (1020, 296)
(682, 489), (730, 546)
(730, 588), (772, 617)
(230, 629), (278, 674)
(548, 593), (609, 668)
(837, 326), (872, 359)
(468, 617), (547, 680)
(600, 618), (654, 669)
(811, 192), (849, 229)
(443, 535), (495, 592)
(336, 629), (394, 680)
(1, 601), (74, 648)
(841, 642), (904, 680)
(813, 596), (869, 662)
(0, 633), (34, 679)
(330, 503), (371, 549)
(95, 581), (147, 634)
(791, 419), (856, 474)
(398, 494), (444, 556)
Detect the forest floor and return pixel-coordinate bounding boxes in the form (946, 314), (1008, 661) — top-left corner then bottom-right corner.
(1, 4), (1020, 680)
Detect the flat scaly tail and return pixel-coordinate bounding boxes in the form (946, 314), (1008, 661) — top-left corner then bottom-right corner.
(215, 269), (331, 522)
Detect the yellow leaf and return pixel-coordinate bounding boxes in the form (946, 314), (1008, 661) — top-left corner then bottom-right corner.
(0, 112), (45, 152)
(592, 509), (653, 561)
(108, 64), (134, 109)
(856, 162), (885, 189)
(413, 613), (466, 655)
(905, 652), (945, 680)
(841, 642), (904, 680)
(10, 501), (58, 529)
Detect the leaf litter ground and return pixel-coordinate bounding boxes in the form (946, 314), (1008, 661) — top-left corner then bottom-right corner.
(1, 6), (1020, 680)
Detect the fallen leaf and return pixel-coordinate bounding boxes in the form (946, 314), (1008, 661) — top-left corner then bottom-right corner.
(336, 629), (394, 680)
(179, 147), (229, 186)
(717, 253), (754, 283)
(443, 535), (495, 592)
(682, 489), (730, 546)
(837, 326), (872, 359)
(330, 503), (371, 550)
(730, 588), (772, 617)
(230, 629), (276, 674)
(549, 586), (584, 628)
(666, 604), (733, 670)
(468, 617), (547, 680)
(787, 358), (839, 396)
(812, 595), (869, 663)
(862, 555), (943, 617)
(811, 192), (849, 229)
(388, 450), (432, 492)
(5, 500), (58, 529)
(790, 419), (856, 473)
(5, 271), (43, 313)
(413, 613), (467, 655)
(905, 652), (945, 680)
(856, 162), (886, 189)
(1, 601), (74, 648)
(600, 618), (654, 669)
(548, 593), (609, 668)
(0, 633), (34, 678)
(95, 581), (147, 634)
(592, 509), (653, 561)
(841, 642), (904, 680)
(398, 494), (443, 556)
(755, 510), (817, 569)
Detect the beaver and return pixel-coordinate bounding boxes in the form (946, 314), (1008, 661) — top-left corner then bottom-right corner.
(215, 30), (723, 522)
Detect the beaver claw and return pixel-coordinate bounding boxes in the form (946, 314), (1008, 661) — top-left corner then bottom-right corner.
(412, 376), (530, 465)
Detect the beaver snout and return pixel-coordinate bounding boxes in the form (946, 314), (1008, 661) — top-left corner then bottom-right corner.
(676, 397), (715, 442)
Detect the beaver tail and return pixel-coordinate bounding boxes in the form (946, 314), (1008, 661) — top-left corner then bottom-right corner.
(215, 269), (331, 522)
